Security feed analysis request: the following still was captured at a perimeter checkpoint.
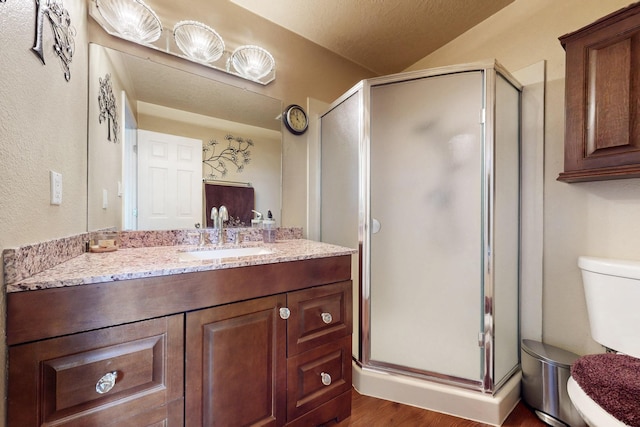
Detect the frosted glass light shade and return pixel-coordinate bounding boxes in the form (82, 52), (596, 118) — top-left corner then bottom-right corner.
(96, 0), (162, 44)
(228, 45), (275, 80)
(173, 21), (225, 63)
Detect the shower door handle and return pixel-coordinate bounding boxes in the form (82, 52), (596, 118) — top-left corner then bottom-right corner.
(371, 218), (381, 234)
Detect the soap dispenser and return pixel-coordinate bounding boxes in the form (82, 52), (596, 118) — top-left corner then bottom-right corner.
(262, 210), (276, 243)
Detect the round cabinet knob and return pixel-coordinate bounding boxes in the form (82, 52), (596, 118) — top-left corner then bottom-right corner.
(321, 312), (333, 324)
(320, 372), (332, 386)
(95, 371), (118, 394)
(279, 307), (291, 319)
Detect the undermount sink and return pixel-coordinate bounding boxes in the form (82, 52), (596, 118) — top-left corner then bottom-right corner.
(178, 246), (274, 262)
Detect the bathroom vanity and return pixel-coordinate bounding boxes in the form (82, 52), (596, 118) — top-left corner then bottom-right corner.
(5, 240), (354, 426)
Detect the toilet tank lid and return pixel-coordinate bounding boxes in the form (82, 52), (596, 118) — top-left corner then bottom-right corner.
(521, 339), (581, 368)
(578, 256), (640, 280)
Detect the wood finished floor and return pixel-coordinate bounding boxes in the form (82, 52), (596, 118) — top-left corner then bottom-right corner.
(323, 389), (546, 427)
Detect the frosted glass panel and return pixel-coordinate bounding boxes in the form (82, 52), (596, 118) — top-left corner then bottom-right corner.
(493, 74), (520, 384)
(369, 72), (484, 380)
(321, 91), (362, 358)
(320, 91), (361, 249)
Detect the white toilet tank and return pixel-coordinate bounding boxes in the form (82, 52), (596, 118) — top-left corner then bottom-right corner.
(578, 256), (640, 358)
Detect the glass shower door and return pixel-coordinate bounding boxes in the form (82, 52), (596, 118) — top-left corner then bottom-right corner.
(367, 71), (485, 382)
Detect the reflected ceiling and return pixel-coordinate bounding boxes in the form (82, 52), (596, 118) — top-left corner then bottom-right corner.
(111, 49), (282, 131)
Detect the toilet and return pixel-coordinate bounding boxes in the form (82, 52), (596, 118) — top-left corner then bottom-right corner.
(567, 256), (640, 427)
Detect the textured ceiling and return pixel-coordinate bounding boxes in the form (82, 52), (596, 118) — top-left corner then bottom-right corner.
(230, 0), (515, 75)
(139, 0), (514, 76)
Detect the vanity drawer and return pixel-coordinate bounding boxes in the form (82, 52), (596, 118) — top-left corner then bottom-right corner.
(287, 280), (352, 356)
(286, 335), (352, 421)
(8, 315), (184, 426)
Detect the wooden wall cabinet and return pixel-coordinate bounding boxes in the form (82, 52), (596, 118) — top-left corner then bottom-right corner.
(6, 256), (352, 427)
(558, 3), (640, 182)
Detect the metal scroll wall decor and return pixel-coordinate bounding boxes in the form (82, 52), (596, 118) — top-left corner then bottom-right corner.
(203, 134), (253, 179)
(32, 0), (76, 81)
(98, 73), (119, 143)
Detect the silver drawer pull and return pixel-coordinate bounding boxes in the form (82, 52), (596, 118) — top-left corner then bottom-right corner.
(321, 312), (333, 324)
(320, 372), (332, 386)
(279, 307), (291, 319)
(96, 371), (118, 394)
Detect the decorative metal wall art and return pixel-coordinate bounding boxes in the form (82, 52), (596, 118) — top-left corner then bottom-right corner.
(98, 73), (120, 143)
(203, 134), (253, 179)
(32, 0), (76, 81)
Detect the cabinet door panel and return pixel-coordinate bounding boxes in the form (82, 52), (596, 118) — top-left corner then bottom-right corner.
(186, 295), (287, 427)
(287, 281), (352, 356)
(8, 315), (183, 427)
(286, 336), (352, 421)
(559, 4), (640, 181)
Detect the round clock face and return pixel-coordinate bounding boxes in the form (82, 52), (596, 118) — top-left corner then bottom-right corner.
(284, 104), (308, 135)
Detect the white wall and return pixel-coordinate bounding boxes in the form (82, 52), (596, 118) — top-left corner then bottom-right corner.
(0, 2), (89, 245)
(87, 44), (125, 230)
(407, 0), (640, 356)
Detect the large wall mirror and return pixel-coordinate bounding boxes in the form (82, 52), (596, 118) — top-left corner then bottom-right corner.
(87, 43), (283, 232)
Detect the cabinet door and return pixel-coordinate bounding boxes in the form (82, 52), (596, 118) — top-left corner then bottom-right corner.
(8, 315), (184, 426)
(186, 295), (287, 427)
(559, 4), (640, 181)
(287, 281), (352, 356)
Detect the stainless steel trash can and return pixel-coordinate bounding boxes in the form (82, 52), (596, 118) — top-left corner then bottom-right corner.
(521, 339), (586, 427)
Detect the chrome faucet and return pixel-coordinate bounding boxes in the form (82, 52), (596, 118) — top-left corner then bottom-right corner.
(218, 205), (228, 243)
(211, 205), (229, 243)
(210, 207), (218, 227)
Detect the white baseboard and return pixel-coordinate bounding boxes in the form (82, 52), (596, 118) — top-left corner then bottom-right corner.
(352, 362), (521, 426)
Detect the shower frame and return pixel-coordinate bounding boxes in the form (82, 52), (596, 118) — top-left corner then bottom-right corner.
(321, 60), (522, 395)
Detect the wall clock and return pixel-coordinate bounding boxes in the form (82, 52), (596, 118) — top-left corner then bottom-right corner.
(283, 104), (308, 135)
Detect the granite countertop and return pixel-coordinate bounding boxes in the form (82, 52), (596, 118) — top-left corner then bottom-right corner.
(8, 240), (356, 293)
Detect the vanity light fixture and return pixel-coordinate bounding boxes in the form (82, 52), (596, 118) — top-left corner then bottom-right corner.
(89, 0), (276, 84)
(228, 45), (275, 80)
(173, 20), (225, 63)
(95, 0), (162, 44)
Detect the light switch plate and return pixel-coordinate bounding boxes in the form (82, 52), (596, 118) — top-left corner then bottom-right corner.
(50, 171), (62, 205)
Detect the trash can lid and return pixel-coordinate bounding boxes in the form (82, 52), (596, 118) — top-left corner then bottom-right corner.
(521, 339), (582, 368)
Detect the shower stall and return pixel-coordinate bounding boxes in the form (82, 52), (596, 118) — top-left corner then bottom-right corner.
(320, 61), (521, 421)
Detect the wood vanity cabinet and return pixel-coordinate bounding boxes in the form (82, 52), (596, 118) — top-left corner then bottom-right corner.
(285, 282), (352, 425)
(8, 315), (185, 426)
(6, 255), (353, 427)
(185, 280), (352, 427)
(185, 295), (287, 426)
(558, 3), (640, 182)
